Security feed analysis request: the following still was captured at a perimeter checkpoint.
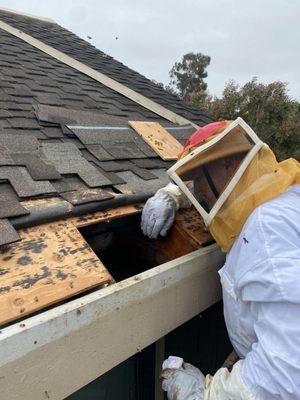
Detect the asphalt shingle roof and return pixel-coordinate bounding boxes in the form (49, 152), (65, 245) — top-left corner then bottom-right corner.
(0, 9), (213, 245)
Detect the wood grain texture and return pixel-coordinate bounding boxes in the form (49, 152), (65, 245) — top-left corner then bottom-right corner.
(1, 197), (210, 327)
(0, 220), (111, 326)
(129, 121), (184, 160)
(155, 207), (212, 261)
(174, 207), (212, 246)
(68, 204), (143, 228)
(155, 224), (198, 261)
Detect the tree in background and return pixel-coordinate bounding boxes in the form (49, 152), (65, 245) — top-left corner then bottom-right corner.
(164, 52), (299, 161)
(209, 79), (300, 160)
(169, 52), (211, 102)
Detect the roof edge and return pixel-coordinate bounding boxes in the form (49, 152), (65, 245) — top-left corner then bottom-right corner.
(0, 7), (55, 24)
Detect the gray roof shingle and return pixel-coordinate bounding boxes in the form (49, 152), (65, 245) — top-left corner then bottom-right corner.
(0, 9), (213, 244)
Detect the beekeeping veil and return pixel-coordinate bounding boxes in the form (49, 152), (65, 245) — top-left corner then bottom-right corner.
(168, 118), (300, 252)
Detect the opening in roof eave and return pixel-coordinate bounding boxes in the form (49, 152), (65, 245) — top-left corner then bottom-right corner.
(10, 193), (151, 229)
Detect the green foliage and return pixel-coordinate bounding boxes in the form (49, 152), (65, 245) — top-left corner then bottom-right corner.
(166, 53), (299, 161)
(169, 52), (211, 101)
(208, 79), (300, 160)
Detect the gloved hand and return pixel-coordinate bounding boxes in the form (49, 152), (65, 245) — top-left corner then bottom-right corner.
(141, 189), (178, 239)
(161, 356), (205, 400)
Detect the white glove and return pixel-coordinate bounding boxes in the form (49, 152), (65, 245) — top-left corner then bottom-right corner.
(141, 188), (177, 239)
(141, 183), (190, 239)
(204, 361), (256, 400)
(161, 356), (205, 400)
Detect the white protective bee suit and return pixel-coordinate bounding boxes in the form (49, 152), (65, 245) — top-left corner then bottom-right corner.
(211, 183), (300, 399)
(157, 184), (300, 400)
(141, 119), (300, 399)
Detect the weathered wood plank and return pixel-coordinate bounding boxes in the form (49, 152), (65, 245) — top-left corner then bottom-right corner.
(0, 220), (112, 326)
(174, 207), (212, 246)
(129, 121), (184, 160)
(155, 223), (199, 261)
(154, 208), (212, 261)
(68, 204), (142, 228)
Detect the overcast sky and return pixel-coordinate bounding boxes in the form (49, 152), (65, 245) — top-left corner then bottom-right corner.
(1, 0), (299, 99)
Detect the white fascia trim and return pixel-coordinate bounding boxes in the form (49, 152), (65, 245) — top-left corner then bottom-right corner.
(0, 245), (223, 400)
(0, 7), (55, 24)
(0, 19), (199, 128)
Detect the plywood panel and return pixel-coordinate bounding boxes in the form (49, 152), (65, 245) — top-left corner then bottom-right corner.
(129, 121), (183, 160)
(174, 207), (212, 246)
(154, 207), (213, 261)
(0, 220), (112, 326)
(155, 224), (199, 261)
(68, 204), (142, 228)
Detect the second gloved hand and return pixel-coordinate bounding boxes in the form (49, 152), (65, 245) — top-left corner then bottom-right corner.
(141, 189), (178, 239)
(161, 356), (205, 400)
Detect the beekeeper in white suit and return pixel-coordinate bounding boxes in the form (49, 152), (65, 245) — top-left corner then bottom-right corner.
(141, 118), (300, 399)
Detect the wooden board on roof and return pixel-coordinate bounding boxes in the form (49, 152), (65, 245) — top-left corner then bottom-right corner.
(68, 204), (143, 228)
(0, 220), (112, 326)
(155, 207), (213, 261)
(174, 207), (212, 246)
(129, 121), (183, 160)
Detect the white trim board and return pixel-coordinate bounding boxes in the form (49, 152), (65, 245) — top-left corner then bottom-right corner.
(0, 7), (55, 24)
(0, 244), (223, 400)
(0, 19), (199, 129)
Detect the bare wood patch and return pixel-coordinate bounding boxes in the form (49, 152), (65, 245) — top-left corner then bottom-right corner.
(21, 197), (64, 209)
(129, 121), (183, 160)
(153, 208), (212, 261)
(174, 207), (212, 246)
(68, 204), (143, 228)
(1, 198), (211, 327)
(0, 220), (112, 326)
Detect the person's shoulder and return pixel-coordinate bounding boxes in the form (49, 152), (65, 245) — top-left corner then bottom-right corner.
(232, 186), (300, 302)
(253, 184), (300, 238)
(258, 184), (299, 213)
(228, 185), (300, 279)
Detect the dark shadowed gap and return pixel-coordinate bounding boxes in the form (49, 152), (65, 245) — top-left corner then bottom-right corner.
(79, 213), (169, 282)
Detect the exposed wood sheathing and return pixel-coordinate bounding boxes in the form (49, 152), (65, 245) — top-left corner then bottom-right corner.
(0, 220), (112, 326)
(155, 208), (212, 260)
(175, 207), (212, 245)
(0, 202), (147, 326)
(0, 198), (212, 327)
(129, 121), (184, 160)
(68, 204), (142, 228)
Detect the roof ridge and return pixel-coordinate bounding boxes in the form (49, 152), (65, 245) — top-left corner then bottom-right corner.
(0, 7), (55, 24)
